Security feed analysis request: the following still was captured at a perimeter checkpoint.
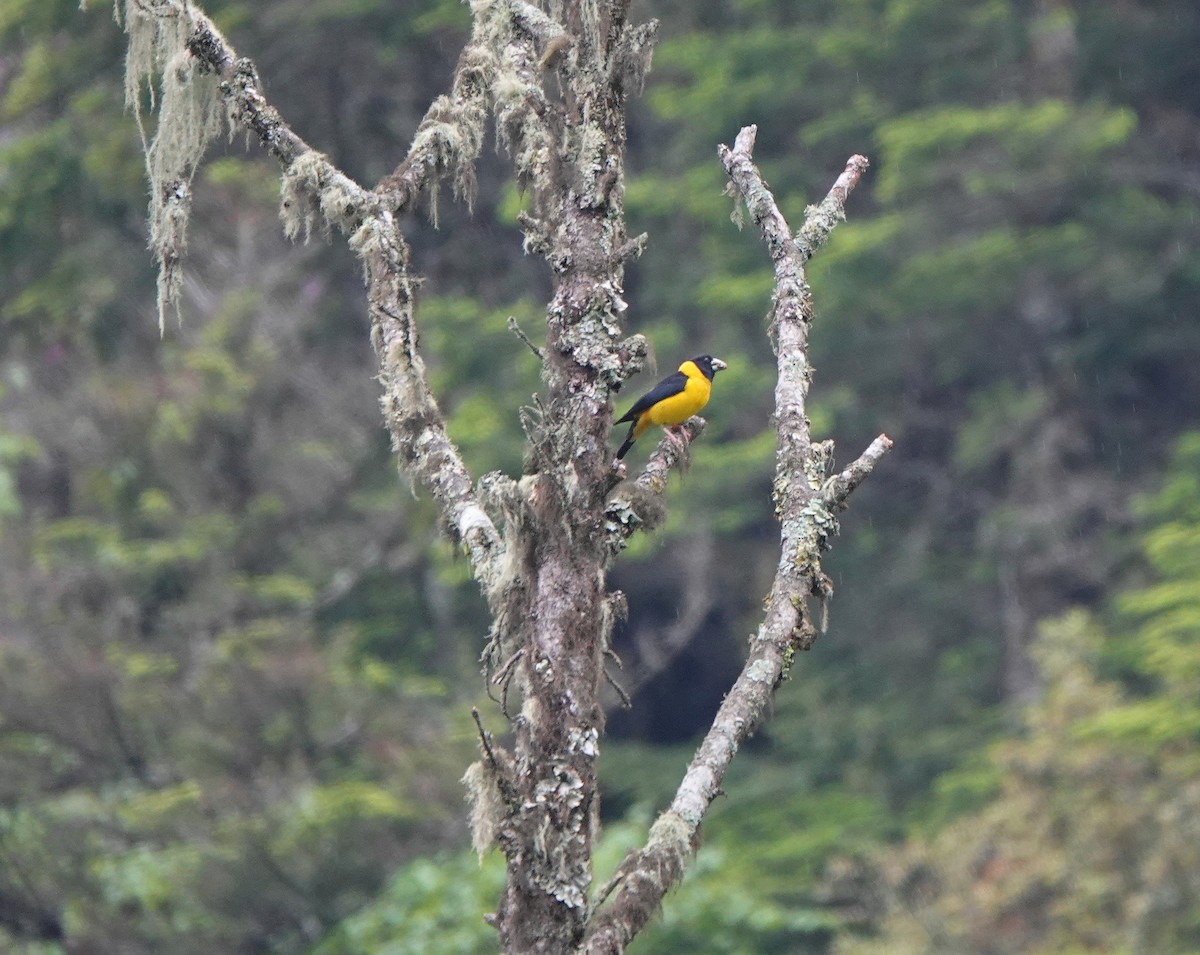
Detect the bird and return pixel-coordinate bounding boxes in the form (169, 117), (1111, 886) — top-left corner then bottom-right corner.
(614, 354), (727, 460)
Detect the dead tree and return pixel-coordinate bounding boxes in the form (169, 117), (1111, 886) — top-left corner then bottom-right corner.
(103, 1), (889, 952)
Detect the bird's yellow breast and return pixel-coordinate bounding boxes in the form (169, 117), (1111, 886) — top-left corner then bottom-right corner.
(642, 362), (712, 427)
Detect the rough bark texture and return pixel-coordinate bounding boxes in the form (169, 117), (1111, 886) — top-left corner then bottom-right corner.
(114, 4), (886, 953)
(580, 133), (885, 955)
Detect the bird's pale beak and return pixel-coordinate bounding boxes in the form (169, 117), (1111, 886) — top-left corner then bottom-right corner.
(711, 358), (728, 372)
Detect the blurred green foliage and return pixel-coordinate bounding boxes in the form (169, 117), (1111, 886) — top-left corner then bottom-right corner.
(0, 0), (1198, 951)
(837, 438), (1200, 953)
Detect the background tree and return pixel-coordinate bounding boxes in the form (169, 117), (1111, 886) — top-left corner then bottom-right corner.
(836, 434), (1200, 955)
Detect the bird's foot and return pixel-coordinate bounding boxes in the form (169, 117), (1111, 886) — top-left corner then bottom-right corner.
(664, 425), (689, 454)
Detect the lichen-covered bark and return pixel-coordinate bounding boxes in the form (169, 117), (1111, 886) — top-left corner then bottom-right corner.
(161, 5), (503, 584)
(113, 4), (886, 953)
(481, 5), (658, 949)
(581, 132), (886, 955)
(149, 3), (661, 951)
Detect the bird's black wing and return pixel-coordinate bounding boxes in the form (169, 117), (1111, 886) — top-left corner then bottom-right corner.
(615, 371), (688, 423)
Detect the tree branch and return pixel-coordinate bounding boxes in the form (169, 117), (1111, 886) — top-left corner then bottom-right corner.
(581, 132), (883, 955)
(822, 434), (894, 512)
(187, 23), (308, 168)
(374, 0), (565, 215)
(796, 152), (872, 262)
(178, 6), (502, 579)
(602, 417), (706, 561)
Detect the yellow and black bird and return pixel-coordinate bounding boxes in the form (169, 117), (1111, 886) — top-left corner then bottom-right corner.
(615, 354), (727, 459)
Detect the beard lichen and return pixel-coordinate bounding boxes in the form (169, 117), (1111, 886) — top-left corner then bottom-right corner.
(279, 151), (368, 242)
(119, 0), (225, 333)
(462, 760), (506, 860)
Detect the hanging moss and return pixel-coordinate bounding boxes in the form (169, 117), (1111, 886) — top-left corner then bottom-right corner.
(117, 0), (226, 332)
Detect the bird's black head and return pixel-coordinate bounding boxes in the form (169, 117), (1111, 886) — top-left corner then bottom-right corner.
(689, 355), (728, 380)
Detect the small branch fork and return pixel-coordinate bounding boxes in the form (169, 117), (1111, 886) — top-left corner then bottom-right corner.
(581, 130), (889, 955)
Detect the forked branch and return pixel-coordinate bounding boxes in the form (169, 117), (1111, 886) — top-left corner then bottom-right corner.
(581, 131), (887, 955)
(125, 0), (503, 579)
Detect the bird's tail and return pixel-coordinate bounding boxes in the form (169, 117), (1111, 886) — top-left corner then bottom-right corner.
(616, 423), (637, 459)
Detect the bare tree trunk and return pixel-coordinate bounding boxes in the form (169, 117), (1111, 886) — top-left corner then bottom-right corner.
(105, 2), (888, 952)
